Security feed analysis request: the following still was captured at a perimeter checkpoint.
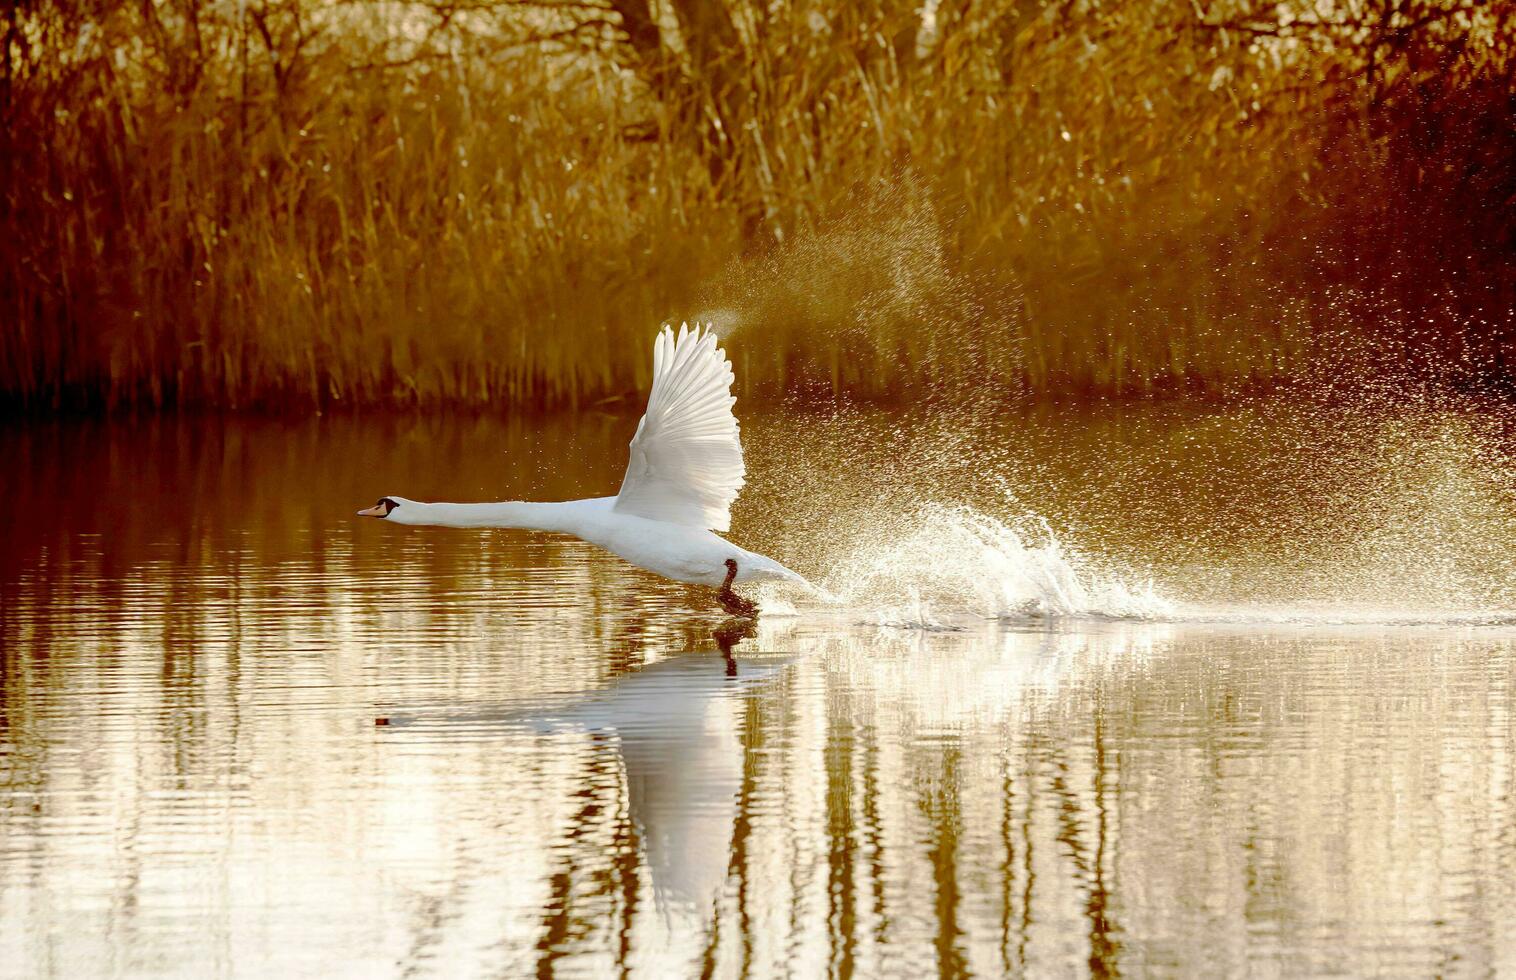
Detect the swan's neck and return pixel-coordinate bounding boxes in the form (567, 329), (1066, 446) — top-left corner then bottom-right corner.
(387, 500), (580, 532)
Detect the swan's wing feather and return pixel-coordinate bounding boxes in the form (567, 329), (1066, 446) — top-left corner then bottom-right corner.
(614, 323), (745, 531)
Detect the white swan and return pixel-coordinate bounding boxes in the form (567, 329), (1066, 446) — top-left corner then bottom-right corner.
(358, 323), (808, 610)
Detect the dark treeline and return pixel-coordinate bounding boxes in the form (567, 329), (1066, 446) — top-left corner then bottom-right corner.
(2, 0), (1512, 409)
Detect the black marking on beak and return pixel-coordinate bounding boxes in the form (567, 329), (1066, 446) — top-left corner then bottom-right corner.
(359, 497), (400, 518)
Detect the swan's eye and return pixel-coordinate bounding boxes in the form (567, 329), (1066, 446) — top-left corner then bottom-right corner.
(377, 497), (398, 514)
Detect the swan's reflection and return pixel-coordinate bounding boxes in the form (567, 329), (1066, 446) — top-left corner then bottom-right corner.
(576, 649), (787, 915)
(378, 644), (791, 934)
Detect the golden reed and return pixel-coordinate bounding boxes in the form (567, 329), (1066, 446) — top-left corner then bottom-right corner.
(1, 1), (1511, 410)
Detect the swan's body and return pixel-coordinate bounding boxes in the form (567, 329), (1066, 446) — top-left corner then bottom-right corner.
(360, 323), (807, 601)
(378, 496), (802, 588)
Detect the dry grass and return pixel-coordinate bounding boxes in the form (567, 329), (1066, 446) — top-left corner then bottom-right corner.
(1, 0), (1512, 411)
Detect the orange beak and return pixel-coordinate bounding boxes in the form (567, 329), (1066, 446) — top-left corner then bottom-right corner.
(357, 503), (388, 517)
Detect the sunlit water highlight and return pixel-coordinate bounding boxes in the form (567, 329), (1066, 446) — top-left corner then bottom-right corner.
(4, 404), (1516, 977)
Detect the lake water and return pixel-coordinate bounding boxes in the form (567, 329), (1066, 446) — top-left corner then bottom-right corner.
(3, 403), (1516, 978)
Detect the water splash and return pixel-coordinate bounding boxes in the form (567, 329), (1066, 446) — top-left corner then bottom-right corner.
(757, 498), (1516, 627)
(799, 503), (1173, 627)
(686, 176), (1023, 401)
(750, 488), (1516, 632)
(739, 391), (1516, 633)
(710, 190), (1516, 631)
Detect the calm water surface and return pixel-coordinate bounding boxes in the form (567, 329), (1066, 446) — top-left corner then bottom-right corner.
(3, 406), (1515, 978)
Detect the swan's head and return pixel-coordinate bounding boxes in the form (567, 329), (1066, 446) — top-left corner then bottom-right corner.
(357, 496), (404, 519)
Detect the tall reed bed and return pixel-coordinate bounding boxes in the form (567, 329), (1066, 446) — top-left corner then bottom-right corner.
(2, 0), (1512, 410)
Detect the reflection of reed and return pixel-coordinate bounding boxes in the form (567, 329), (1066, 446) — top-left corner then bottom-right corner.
(723, 671), (766, 979)
(924, 744), (967, 978)
(825, 708), (860, 978)
(534, 742), (630, 976)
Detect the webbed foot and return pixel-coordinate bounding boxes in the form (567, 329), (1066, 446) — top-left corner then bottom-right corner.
(717, 558), (758, 618)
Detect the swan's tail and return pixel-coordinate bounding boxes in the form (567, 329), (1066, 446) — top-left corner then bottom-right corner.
(747, 556), (837, 603)
(773, 564), (814, 591)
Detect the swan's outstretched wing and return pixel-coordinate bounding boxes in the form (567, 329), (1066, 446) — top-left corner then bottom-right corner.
(614, 323), (745, 532)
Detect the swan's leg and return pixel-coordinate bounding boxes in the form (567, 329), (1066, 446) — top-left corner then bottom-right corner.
(717, 558), (758, 619)
(713, 612), (755, 663)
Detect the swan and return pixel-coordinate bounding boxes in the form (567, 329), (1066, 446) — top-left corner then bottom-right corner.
(357, 322), (808, 613)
